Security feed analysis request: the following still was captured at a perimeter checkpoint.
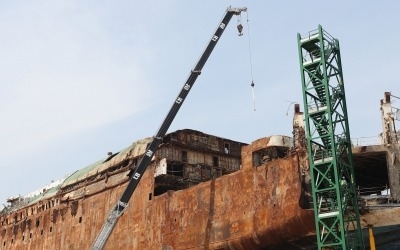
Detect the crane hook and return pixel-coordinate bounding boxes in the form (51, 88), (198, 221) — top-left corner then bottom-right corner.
(237, 23), (243, 36)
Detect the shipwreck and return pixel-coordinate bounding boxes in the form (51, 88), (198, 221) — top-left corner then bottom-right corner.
(0, 122), (315, 249)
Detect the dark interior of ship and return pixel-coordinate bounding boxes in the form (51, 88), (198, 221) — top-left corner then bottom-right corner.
(353, 150), (389, 196)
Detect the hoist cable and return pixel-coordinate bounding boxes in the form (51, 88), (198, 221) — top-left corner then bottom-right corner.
(245, 11), (256, 111)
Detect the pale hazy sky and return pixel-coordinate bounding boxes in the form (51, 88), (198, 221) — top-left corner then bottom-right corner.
(1, 1), (399, 204)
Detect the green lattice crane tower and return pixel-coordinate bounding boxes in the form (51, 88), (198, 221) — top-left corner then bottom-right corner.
(297, 25), (364, 249)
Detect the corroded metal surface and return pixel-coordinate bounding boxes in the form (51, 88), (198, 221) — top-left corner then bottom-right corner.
(0, 134), (314, 249)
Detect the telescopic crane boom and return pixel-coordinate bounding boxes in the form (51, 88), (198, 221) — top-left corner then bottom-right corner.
(91, 7), (247, 249)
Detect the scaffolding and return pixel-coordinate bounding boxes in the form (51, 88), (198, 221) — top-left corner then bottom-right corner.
(297, 25), (364, 249)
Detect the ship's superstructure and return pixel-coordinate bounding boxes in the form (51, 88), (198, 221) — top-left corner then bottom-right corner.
(1, 128), (317, 249)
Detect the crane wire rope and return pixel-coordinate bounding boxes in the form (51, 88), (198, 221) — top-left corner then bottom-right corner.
(243, 10), (256, 111)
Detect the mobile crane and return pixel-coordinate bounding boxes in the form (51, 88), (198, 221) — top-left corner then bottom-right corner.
(91, 7), (247, 249)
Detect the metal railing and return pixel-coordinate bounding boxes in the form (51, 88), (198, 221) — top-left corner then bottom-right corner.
(358, 185), (389, 196)
(351, 136), (382, 147)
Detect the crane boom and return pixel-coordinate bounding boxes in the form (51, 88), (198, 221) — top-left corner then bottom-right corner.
(91, 7), (247, 249)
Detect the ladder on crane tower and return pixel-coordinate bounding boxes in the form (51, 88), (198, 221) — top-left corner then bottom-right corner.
(297, 25), (364, 249)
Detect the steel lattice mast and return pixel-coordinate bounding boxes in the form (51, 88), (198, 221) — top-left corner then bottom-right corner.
(297, 25), (364, 249)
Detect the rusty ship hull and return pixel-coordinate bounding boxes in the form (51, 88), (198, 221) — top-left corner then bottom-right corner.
(1, 130), (314, 249)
